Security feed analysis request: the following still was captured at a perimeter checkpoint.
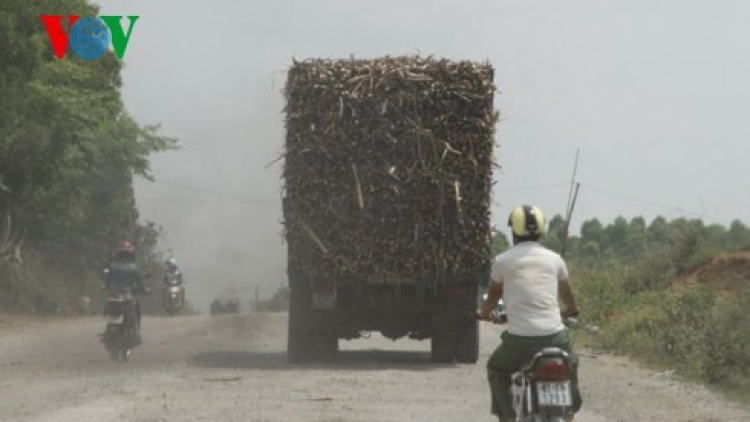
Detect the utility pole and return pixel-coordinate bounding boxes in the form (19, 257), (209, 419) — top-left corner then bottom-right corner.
(561, 149), (581, 258)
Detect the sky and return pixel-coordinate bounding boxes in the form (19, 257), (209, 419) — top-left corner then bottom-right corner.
(95, 0), (750, 309)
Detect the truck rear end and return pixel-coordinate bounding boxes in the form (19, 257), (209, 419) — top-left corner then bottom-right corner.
(282, 56), (497, 363)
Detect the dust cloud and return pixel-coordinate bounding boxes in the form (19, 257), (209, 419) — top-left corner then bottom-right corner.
(132, 77), (288, 313)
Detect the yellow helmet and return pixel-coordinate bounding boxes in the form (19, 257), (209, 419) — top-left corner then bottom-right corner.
(507, 205), (546, 238)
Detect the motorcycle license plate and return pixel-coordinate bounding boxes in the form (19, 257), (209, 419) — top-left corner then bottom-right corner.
(108, 315), (124, 324)
(537, 381), (572, 406)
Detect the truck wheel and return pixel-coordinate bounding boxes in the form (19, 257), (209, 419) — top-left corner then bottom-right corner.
(455, 318), (479, 363)
(430, 324), (456, 363)
(287, 285), (312, 363)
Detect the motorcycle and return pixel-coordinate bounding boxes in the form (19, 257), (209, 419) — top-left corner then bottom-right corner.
(487, 310), (578, 422)
(210, 297), (240, 315)
(162, 272), (185, 315)
(510, 345), (575, 422)
(100, 285), (141, 362)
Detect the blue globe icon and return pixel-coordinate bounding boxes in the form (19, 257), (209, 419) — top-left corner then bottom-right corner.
(69, 17), (111, 60)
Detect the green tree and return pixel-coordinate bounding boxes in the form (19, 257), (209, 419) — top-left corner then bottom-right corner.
(604, 216), (629, 254)
(490, 229), (509, 257)
(541, 214), (565, 253)
(728, 219), (750, 251)
(581, 218), (605, 245)
(0, 0), (176, 312)
(580, 240), (600, 262)
(624, 216), (647, 257)
(647, 216), (669, 242)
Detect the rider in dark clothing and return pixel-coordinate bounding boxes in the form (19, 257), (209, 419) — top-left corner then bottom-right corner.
(105, 240), (147, 344)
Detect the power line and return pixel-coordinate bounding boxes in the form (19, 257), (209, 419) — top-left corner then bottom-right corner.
(494, 182), (569, 193)
(580, 183), (705, 219)
(147, 178), (277, 203)
(138, 197), (278, 206)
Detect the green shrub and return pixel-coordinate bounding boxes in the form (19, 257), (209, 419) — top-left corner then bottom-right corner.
(591, 290), (670, 358)
(702, 285), (750, 383)
(573, 265), (628, 323)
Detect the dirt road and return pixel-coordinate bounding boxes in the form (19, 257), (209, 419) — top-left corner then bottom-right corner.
(0, 312), (748, 422)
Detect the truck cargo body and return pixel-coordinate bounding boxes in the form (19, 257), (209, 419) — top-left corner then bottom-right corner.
(282, 57), (497, 363)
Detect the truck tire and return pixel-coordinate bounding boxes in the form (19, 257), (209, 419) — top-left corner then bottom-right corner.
(430, 324), (456, 363)
(287, 284), (312, 363)
(455, 318), (479, 363)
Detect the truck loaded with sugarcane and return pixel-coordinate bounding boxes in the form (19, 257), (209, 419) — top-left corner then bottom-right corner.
(282, 56), (498, 363)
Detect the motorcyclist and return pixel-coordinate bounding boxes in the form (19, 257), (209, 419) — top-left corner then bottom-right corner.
(476, 205), (582, 422)
(162, 256), (185, 307)
(104, 240), (147, 345)
(163, 256), (183, 286)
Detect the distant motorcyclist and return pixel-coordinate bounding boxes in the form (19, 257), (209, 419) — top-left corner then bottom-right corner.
(163, 256), (183, 286)
(476, 205), (582, 422)
(104, 240), (147, 344)
(162, 256), (185, 312)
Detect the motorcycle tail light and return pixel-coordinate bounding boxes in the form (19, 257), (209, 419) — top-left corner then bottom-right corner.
(534, 358), (570, 381)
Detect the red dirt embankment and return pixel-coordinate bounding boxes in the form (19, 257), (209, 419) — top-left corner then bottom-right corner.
(675, 252), (750, 296)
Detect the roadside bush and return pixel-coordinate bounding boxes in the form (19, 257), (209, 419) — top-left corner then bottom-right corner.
(572, 265), (628, 323)
(0, 237), (168, 316)
(702, 285), (750, 383)
(590, 290), (671, 358)
(621, 244), (676, 295)
(0, 251), (101, 314)
(579, 280), (749, 386)
(657, 287), (715, 366)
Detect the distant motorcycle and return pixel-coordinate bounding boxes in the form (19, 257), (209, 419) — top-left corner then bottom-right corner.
(210, 297), (240, 315)
(162, 272), (185, 315)
(100, 285), (141, 362)
(485, 310), (578, 422)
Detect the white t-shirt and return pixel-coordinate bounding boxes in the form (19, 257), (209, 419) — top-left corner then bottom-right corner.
(490, 241), (568, 336)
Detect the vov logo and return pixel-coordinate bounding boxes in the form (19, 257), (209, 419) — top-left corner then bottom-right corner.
(40, 15), (140, 60)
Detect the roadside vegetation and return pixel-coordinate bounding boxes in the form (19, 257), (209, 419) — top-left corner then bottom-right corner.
(0, 0), (175, 315)
(492, 215), (750, 392)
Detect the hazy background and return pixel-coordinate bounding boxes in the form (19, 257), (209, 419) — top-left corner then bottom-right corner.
(96, 0), (750, 311)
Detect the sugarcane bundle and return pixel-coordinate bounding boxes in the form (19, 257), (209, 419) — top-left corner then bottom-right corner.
(282, 56), (498, 285)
